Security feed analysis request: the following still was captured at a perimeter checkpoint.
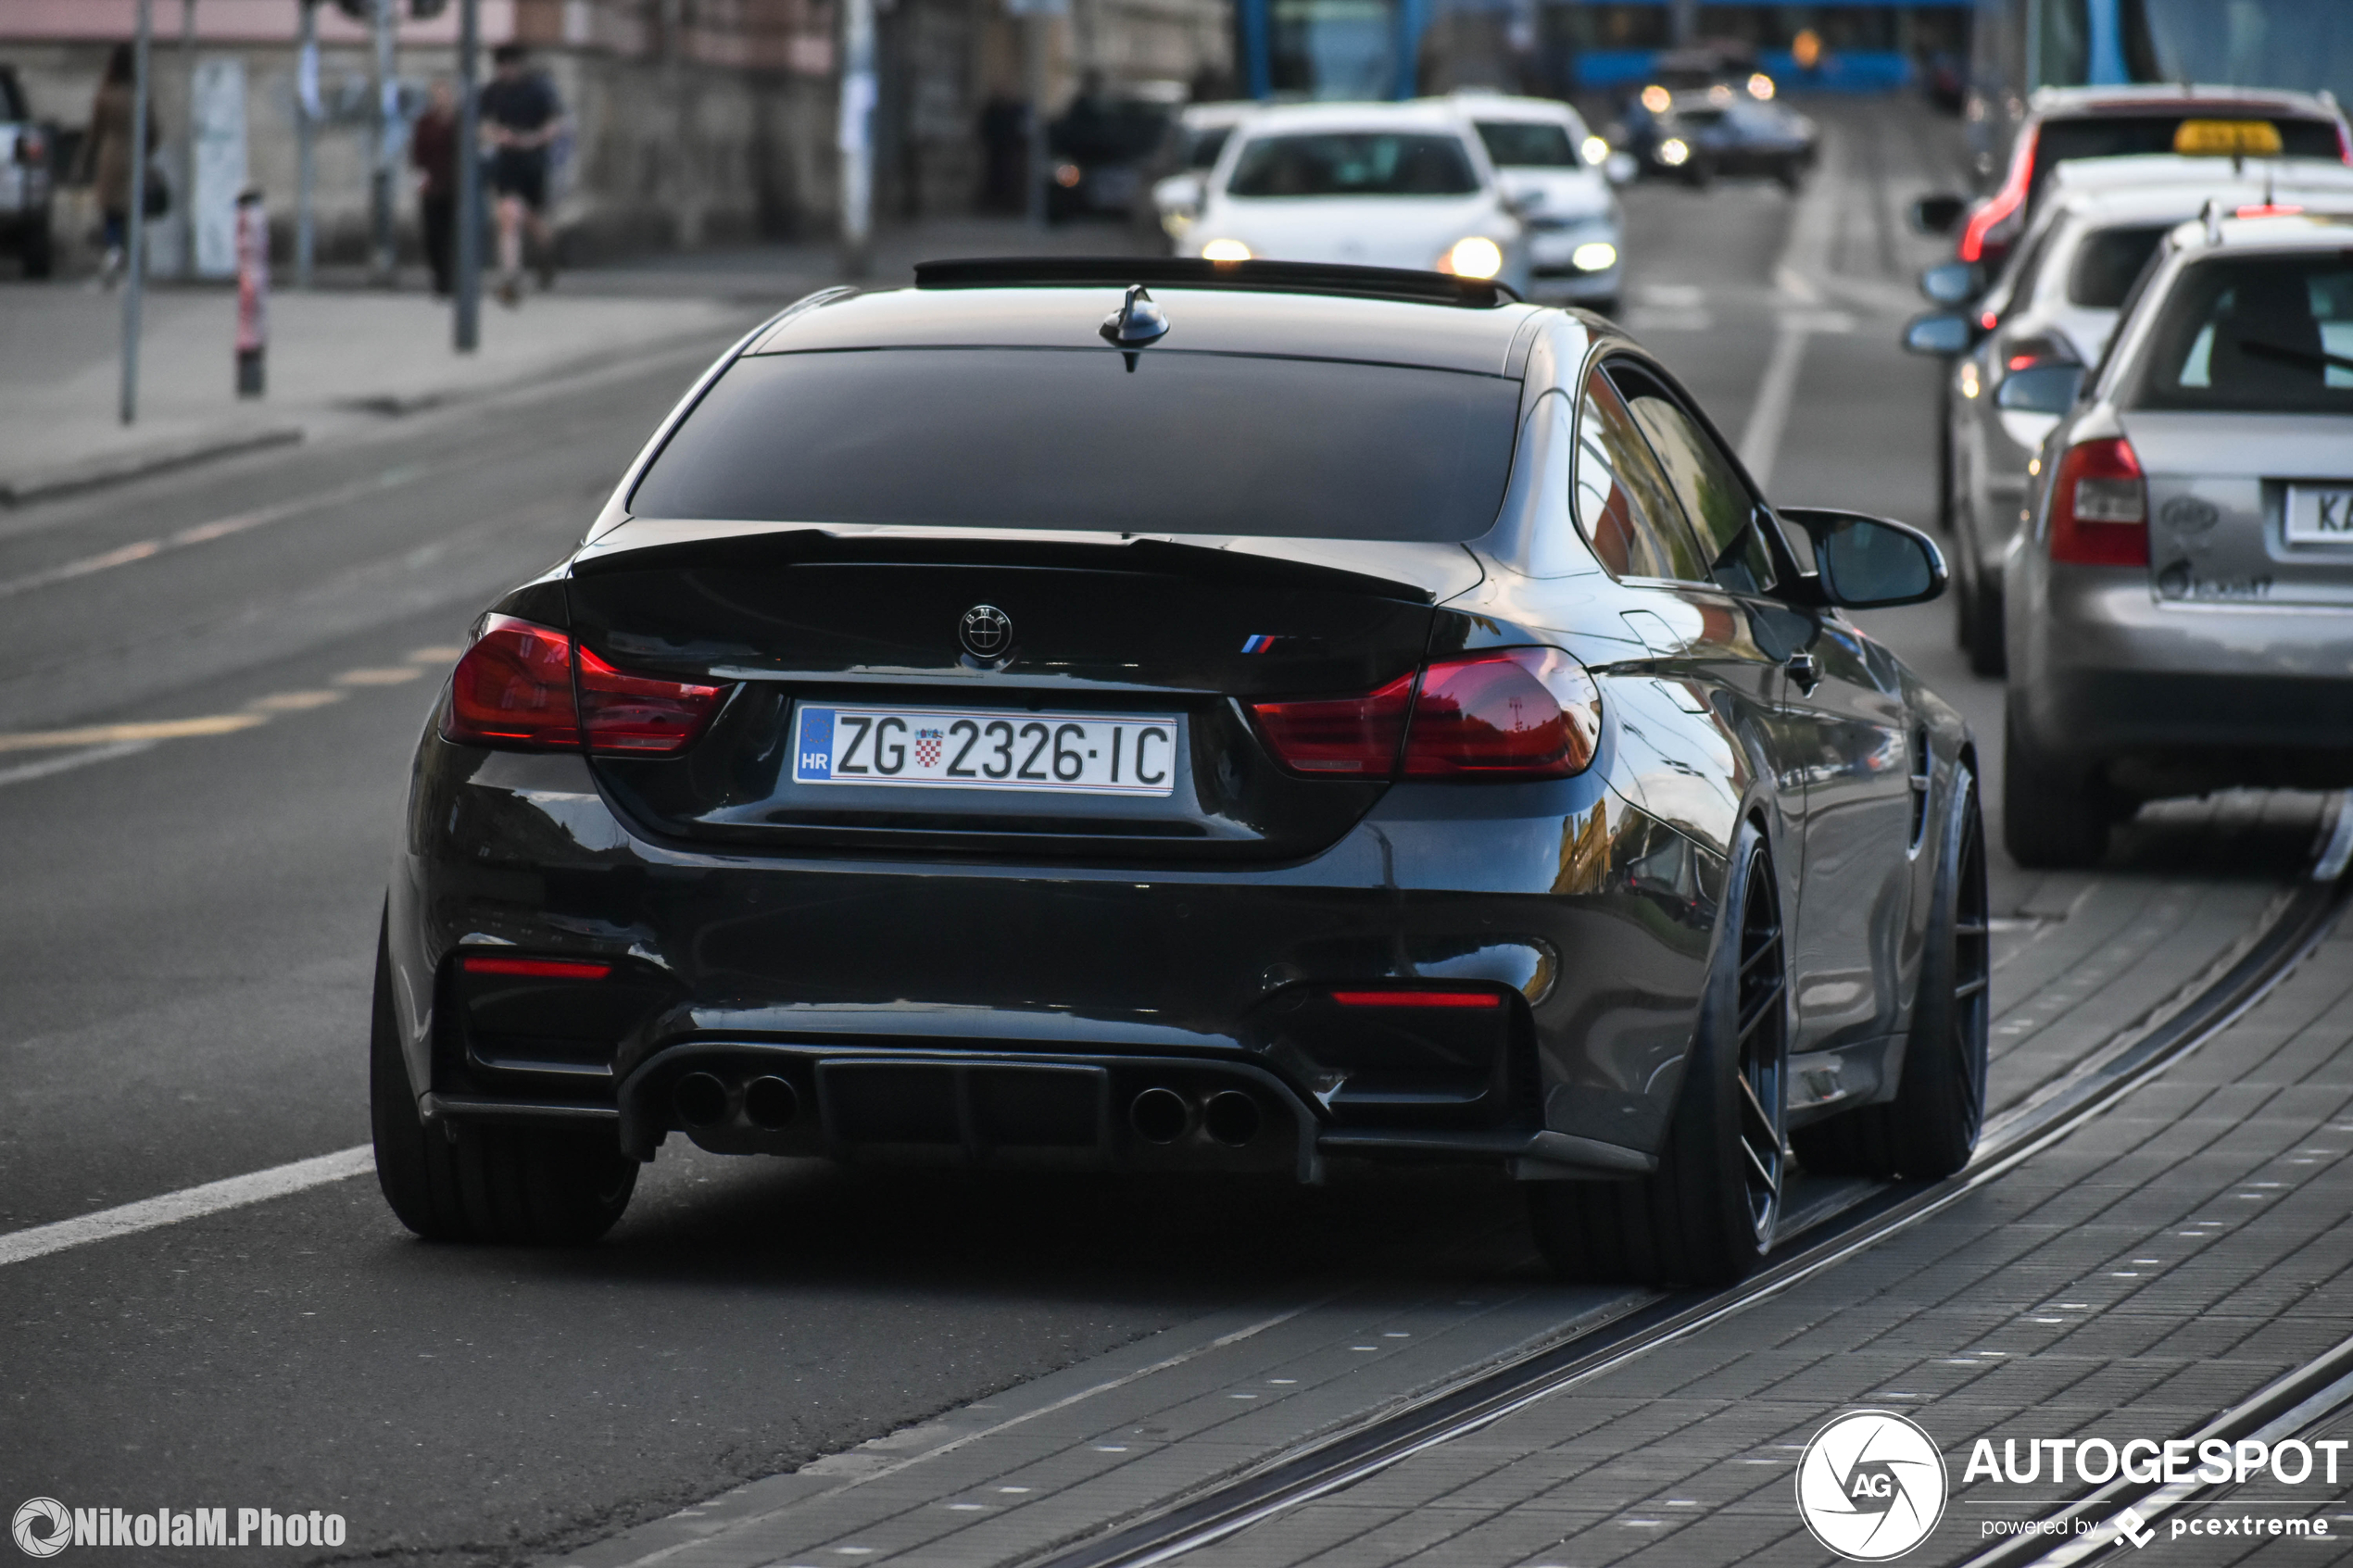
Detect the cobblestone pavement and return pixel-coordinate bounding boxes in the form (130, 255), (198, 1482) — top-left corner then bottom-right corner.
(1176, 891), (2353, 1568)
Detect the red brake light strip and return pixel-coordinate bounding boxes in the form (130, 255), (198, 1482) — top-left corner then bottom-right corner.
(460, 955), (614, 980)
(1329, 990), (1503, 1009)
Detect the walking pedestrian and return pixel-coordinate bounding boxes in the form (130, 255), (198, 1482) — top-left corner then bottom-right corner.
(410, 79), (459, 297)
(478, 43), (565, 307)
(81, 43), (157, 289)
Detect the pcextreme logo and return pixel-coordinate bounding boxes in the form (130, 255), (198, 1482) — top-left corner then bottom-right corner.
(1796, 1411), (1951, 1561)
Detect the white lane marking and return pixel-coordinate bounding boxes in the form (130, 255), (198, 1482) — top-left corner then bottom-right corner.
(0, 1146), (372, 1268)
(1738, 318), (1810, 494)
(0, 738), (157, 789)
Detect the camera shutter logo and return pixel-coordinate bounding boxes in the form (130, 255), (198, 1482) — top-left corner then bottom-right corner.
(13, 1498), (70, 1559)
(1795, 1411), (1948, 1561)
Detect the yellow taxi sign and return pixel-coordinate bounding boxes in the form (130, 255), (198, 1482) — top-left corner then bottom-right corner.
(2173, 119), (2284, 157)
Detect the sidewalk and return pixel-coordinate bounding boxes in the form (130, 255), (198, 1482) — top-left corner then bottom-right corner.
(0, 215), (1154, 507)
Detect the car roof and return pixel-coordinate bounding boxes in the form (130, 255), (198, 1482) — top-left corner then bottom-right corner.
(2027, 83), (2347, 123)
(2168, 208), (2353, 255)
(1179, 101), (1259, 131)
(1431, 92), (1579, 125)
(1227, 100), (1482, 137)
(745, 282), (1543, 377)
(2047, 153), (2353, 197)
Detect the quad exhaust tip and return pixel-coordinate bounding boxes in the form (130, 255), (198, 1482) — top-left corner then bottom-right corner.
(672, 1071), (730, 1128)
(1128, 1085), (1263, 1148)
(743, 1074), (799, 1130)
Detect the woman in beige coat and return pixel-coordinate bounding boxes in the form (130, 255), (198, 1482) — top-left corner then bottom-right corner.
(82, 44), (157, 285)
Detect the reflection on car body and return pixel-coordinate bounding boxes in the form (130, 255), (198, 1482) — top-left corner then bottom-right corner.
(372, 257), (1985, 1289)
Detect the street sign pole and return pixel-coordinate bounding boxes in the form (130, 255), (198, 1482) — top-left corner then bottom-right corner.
(121, 0), (153, 426)
(368, 0), (396, 283)
(296, 0), (318, 287)
(453, 0), (481, 349)
(1005, 0), (1064, 230)
(837, 0), (875, 277)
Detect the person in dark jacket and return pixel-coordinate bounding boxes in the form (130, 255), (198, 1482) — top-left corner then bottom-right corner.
(478, 43), (565, 306)
(409, 79), (459, 297)
(82, 43), (157, 288)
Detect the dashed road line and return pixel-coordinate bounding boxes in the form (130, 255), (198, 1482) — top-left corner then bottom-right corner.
(0, 1147), (373, 1269)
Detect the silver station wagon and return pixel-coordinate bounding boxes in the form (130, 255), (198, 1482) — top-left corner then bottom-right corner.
(2005, 207), (2353, 866)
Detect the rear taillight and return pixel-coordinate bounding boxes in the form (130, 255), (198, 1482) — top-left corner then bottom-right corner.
(2047, 436), (2148, 567)
(441, 614), (727, 754)
(1248, 671), (1413, 775)
(1330, 989), (1503, 1009)
(14, 130), (44, 167)
(460, 954), (612, 980)
(1958, 125), (2033, 264)
(1250, 646), (1601, 783)
(446, 615), (578, 747)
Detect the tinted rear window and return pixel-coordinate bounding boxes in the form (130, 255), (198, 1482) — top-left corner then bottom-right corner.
(1227, 133), (1480, 197)
(1185, 126), (1232, 169)
(2132, 254), (2353, 414)
(1476, 120), (1577, 168)
(2067, 223), (2170, 307)
(629, 348), (1522, 542)
(2031, 116), (2344, 198)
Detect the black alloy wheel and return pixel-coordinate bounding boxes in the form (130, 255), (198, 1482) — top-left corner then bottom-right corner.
(1528, 821), (1788, 1286)
(1795, 766), (1991, 1179)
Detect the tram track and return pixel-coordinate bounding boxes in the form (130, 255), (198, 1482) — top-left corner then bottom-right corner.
(1026, 800), (2353, 1568)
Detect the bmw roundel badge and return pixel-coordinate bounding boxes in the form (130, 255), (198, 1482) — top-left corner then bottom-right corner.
(960, 604), (1013, 660)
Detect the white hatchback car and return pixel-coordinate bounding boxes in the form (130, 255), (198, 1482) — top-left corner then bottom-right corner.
(1439, 90), (1626, 310)
(1180, 102), (1529, 295)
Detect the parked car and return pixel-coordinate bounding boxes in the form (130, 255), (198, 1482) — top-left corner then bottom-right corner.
(1905, 155), (2353, 673)
(1178, 102), (1529, 294)
(371, 256), (1984, 1289)
(2002, 209), (2353, 866)
(1910, 84), (2353, 274)
(1438, 90), (1626, 312)
(0, 64), (54, 277)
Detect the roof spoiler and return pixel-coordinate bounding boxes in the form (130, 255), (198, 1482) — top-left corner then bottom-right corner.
(912, 257), (1521, 308)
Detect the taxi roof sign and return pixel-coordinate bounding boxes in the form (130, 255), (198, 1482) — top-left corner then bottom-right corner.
(2174, 119), (2285, 157)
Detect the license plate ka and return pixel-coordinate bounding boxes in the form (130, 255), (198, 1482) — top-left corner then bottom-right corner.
(2286, 484), (2353, 546)
(792, 705), (1182, 797)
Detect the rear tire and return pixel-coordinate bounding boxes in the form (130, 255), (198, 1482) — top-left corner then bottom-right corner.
(1529, 820), (1787, 1287)
(371, 915), (637, 1244)
(1793, 767), (1989, 1179)
(1955, 573), (2006, 677)
(21, 220), (52, 279)
(2002, 704), (2109, 868)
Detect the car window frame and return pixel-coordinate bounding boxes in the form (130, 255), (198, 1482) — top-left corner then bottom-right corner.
(1565, 364), (1712, 586)
(1602, 356), (1802, 601)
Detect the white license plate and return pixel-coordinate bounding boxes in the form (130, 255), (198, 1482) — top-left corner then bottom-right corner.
(2285, 484), (2353, 545)
(791, 705), (1181, 797)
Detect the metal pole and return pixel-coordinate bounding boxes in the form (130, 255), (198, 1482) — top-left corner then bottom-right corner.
(296, 0), (317, 287)
(177, 0), (195, 277)
(368, 0), (396, 284)
(837, 0), (875, 275)
(123, 0), (153, 426)
(453, 0), (480, 348)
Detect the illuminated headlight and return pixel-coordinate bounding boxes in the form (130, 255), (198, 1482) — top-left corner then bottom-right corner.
(1580, 134), (1609, 166)
(1747, 72), (1776, 100)
(1640, 84), (1670, 114)
(1200, 238), (1252, 262)
(1441, 236), (1504, 279)
(1959, 361), (1982, 399)
(1053, 162), (1083, 188)
(1656, 138), (1691, 167)
(1570, 241), (1617, 273)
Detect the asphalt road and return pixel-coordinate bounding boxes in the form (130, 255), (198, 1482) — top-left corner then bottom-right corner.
(0, 98), (2316, 1567)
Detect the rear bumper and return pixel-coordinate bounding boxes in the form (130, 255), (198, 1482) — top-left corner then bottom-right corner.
(389, 738), (1717, 1179)
(2011, 563), (2353, 779)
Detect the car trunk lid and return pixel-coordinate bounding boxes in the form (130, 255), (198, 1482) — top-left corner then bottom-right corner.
(2125, 410), (2353, 608)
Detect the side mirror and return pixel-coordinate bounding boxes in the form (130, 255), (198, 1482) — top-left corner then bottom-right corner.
(1780, 508), (1947, 608)
(1919, 259), (1980, 307)
(1994, 361), (2084, 414)
(1903, 311), (1974, 357)
(1909, 193), (1969, 235)
(1604, 150), (1640, 186)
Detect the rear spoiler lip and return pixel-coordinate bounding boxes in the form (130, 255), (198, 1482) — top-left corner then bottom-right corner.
(569, 520), (1475, 607)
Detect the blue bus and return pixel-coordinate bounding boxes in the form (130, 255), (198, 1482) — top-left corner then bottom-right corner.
(1233, 0), (1973, 103)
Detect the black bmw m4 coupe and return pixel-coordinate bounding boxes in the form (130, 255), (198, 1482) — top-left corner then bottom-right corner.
(372, 257), (1988, 1286)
